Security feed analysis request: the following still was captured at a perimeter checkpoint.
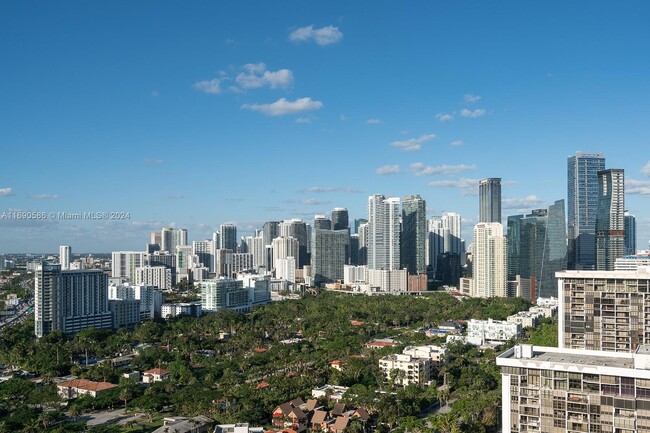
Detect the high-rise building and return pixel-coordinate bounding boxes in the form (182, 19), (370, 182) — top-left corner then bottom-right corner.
(558, 269), (650, 352)
(111, 251), (146, 282)
(262, 221), (280, 247)
(367, 195), (400, 271)
(242, 234), (265, 271)
(35, 263), (112, 337)
(313, 215), (332, 230)
(357, 222), (369, 266)
(625, 212), (637, 255)
(279, 219), (308, 268)
(498, 344), (650, 433)
(331, 208), (349, 231)
(59, 245), (71, 270)
(311, 229), (347, 285)
(354, 218), (368, 234)
(567, 151), (606, 270)
(192, 239), (216, 273)
(427, 218), (446, 277)
(507, 200), (567, 300)
(201, 279), (250, 313)
(401, 195), (427, 275)
(479, 178), (501, 223)
(471, 222), (507, 297)
(150, 232), (161, 248)
(175, 228), (188, 248)
(219, 224), (238, 251)
(442, 212), (462, 254)
(596, 168), (625, 271)
(135, 266), (172, 291)
(349, 234), (360, 266)
(271, 236), (299, 273)
(161, 227), (174, 253)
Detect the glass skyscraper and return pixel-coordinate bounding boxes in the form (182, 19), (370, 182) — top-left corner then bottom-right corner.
(401, 195), (427, 275)
(596, 168), (625, 270)
(479, 178), (502, 223)
(567, 152), (605, 270)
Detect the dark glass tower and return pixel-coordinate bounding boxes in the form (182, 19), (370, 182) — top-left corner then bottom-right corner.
(624, 213), (637, 255)
(331, 208), (349, 231)
(567, 152), (605, 270)
(401, 195), (427, 275)
(479, 178), (501, 223)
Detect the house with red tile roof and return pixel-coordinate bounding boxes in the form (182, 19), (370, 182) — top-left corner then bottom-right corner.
(143, 367), (170, 384)
(56, 378), (117, 400)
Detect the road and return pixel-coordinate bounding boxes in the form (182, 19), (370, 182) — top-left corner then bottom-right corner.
(0, 299), (34, 329)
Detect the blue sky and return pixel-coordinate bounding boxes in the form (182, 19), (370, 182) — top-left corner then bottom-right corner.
(1, 1), (649, 253)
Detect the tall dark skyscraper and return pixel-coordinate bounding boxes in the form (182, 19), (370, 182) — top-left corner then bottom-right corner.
(624, 212), (637, 255)
(596, 168), (625, 271)
(506, 200), (567, 300)
(479, 178), (501, 223)
(331, 208), (349, 231)
(401, 195), (427, 275)
(219, 224), (238, 251)
(567, 152), (606, 270)
(313, 215), (332, 230)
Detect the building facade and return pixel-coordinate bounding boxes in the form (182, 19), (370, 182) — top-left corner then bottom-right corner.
(401, 195), (427, 275)
(479, 178), (501, 223)
(567, 151), (606, 270)
(367, 194), (400, 271)
(596, 168), (625, 271)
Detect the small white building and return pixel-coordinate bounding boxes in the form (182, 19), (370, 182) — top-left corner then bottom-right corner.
(142, 368), (170, 384)
(402, 345), (449, 366)
(467, 318), (521, 344)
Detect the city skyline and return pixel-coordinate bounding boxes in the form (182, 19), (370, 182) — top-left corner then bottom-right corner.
(1, 2), (650, 252)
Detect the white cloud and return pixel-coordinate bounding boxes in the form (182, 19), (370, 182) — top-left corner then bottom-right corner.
(0, 188), (13, 197)
(450, 140), (464, 147)
(144, 158), (164, 165)
(464, 94), (481, 104)
(302, 199), (332, 205)
(289, 25), (343, 46)
(295, 117), (312, 123)
(390, 134), (436, 152)
(235, 63), (293, 90)
(627, 179), (650, 195)
(302, 186), (339, 193)
(502, 195), (546, 209)
(193, 78), (225, 94)
(29, 194), (59, 200)
(642, 161), (650, 176)
(366, 118), (381, 125)
(436, 113), (454, 122)
(410, 163), (477, 176)
(376, 165), (401, 175)
(460, 108), (486, 118)
(242, 97), (323, 116)
(427, 178), (479, 195)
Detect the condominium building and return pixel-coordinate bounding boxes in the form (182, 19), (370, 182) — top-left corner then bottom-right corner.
(498, 344), (650, 433)
(59, 246), (71, 270)
(311, 228), (347, 285)
(401, 195), (427, 275)
(35, 263), (112, 337)
(567, 152), (606, 270)
(615, 255), (650, 271)
(471, 222), (507, 297)
(367, 194), (401, 271)
(596, 168), (625, 271)
(379, 353), (431, 386)
(135, 266), (172, 291)
(558, 269), (650, 352)
(479, 178), (501, 223)
(200, 278), (269, 313)
(111, 251), (146, 282)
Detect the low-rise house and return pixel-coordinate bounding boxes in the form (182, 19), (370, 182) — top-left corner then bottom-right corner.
(402, 345), (448, 366)
(56, 378), (117, 400)
(365, 338), (399, 349)
(507, 311), (543, 328)
(330, 416), (350, 433)
(272, 400), (308, 432)
(438, 320), (464, 333)
(330, 403), (346, 418)
(467, 318), (521, 345)
(214, 423), (264, 433)
(329, 360), (347, 371)
(143, 367), (170, 384)
(152, 416), (213, 433)
(311, 385), (349, 402)
(310, 410), (329, 431)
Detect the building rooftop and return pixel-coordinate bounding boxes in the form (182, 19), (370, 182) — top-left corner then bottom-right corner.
(497, 345), (638, 370)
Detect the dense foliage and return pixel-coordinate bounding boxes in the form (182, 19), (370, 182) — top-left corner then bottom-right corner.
(0, 291), (532, 432)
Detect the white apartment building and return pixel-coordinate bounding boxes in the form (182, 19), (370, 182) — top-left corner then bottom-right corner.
(367, 194), (401, 271)
(467, 318), (521, 344)
(135, 266), (172, 291)
(59, 246), (71, 270)
(498, 344), (650, 433)
(344, 265), (368, 285)
(403, 345), (448, 366)
(379, 353), (431, 386)
(471, 222), (507, 298)
(111, 251), (146, 282)
(367, 268), (407, 292)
